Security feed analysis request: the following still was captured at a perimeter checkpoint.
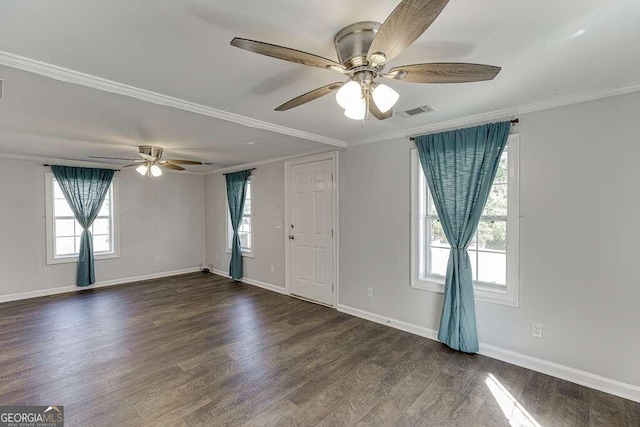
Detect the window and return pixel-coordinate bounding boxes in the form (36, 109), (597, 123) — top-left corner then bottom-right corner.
(45, 172), (120, 265)
(226, 177), (253, 256)
(411, 134), (519, 306)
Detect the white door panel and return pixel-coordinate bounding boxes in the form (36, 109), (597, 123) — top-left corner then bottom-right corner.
(289, 159), (334, 305)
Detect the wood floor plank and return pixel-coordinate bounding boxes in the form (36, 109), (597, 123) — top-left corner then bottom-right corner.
(0, 272), (638, 426)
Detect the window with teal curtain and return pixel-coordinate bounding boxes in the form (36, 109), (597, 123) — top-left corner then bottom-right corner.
(414, 122), (510, 353)
(51, 165), (115, 287)
(225, 169), (252, 280)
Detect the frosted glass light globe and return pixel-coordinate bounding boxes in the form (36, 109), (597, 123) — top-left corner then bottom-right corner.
(150, 165), (163, 177)
(372, 84), (399, 113)
(136, 165), (148, 176)
(344, 98), (366, 120)
(336, 81), (363, 110)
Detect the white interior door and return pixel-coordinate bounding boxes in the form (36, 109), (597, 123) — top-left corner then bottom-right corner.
(288, 159), (334, 306)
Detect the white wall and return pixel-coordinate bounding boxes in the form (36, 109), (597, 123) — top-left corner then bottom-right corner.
(204, 161), (285, 288)
(339, 91), (640, 388)
(0, 158), (205, 298)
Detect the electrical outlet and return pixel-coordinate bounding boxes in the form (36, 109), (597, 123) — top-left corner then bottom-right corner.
(270, 265), (275, 273)
(43, 267), (51, 277)
(532, 322), (543, 338)
(366, 287), (373, 298)
(154, 256), (160, 264)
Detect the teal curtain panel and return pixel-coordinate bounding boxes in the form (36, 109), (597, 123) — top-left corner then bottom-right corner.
(51, 165), (115, 287)
(225, 169), (252, 280)
(414, 122), (510, 353)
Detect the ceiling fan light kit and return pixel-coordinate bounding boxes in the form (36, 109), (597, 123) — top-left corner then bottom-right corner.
(230, 0), (501, 122)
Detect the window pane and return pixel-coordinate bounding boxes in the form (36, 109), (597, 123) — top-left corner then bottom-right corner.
(97, 198), (110, 217)
(92, 218), (110, 235)
(483, 184), (507, 216)
(54, 199), (74, 217)
(494, 152), (508, 184)
(243, 199), (251, 214)
(429, 219), (449, 248)
(477, 252), (506, 285)
(75, 236), (82, 253)
(93, 234), (111, 252)
(56, 237), (75, 256)
(477, 220), (506, 252)
(239, 232), (250, 249)
(55, 218), (75, 237)
(427, 189), (437, 216)
(468, 250), (477, 282)
(75, 220), (83, 237)
(53, 181), (65, 199)
(428, 247), (449, 277)
(239, 217), (251, 233)
(469, 231), (478, 251)
(245, 181), (252, 200)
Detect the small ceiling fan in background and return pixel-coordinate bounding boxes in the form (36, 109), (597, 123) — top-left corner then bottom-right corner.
(231, 0), (501, 121)
(89, 145), (205, 177)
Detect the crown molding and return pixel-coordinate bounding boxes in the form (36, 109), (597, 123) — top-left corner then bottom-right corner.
(0, 148), (342, 177)
(3, 50), (639, 151)
(205, 147), (339, 175)
(0, 50), (347, 148)
(0, 152), (205, 175)
(350, 81), (640, 147)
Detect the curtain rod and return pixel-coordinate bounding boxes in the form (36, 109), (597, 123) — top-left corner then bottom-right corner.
(409, 119), (519, 141)
(223, 167), (256, 176)
(43, 164), (121, 172)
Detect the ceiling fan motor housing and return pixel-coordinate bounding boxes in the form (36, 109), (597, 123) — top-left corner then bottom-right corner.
(334, 21), (382, 69)
(139, 145), (163, 160)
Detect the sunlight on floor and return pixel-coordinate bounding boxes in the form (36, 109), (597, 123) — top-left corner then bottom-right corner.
(485, 373), (542, 427)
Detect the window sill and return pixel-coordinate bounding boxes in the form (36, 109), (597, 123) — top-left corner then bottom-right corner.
(47, 252), (120, 265)
(411, 277), (518, 307)
(225, 249), (254, 258)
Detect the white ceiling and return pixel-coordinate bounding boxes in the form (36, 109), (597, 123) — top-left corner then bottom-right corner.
(0, 0), (639, 169)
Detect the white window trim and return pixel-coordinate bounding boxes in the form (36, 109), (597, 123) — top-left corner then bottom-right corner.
(410, 133), (520, 307)
(225, 177), (254, 258)
(45, 172), (121, 265)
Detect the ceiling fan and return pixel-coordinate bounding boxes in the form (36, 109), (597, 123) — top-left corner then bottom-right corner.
(89, 145), (204, 177)
(231, 0), (501, 121)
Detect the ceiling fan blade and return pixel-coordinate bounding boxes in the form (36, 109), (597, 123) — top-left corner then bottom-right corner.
(163, 160), (203, 165)
(275, 82), (344, 111)
(367, 0), (450, 65)
(161, 163), (186, 171)
(123, 163), (144, 168)
(386, 63), (501, 83)
(231, 38), (346, 72)
(139, 153), (155, 161)
(88, 156), (141, 161)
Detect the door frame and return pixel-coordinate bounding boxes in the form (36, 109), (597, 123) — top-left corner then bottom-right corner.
(284, 151), (339, 308)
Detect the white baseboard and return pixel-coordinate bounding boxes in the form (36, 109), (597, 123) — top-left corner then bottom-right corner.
(337, 303), (640, 403)
(211, 269), (287, 295)
(337, 303), (439, 341)
(0, 267), (201, 304)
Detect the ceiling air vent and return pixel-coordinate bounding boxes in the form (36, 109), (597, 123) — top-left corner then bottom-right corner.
(398, 104), (435, 118)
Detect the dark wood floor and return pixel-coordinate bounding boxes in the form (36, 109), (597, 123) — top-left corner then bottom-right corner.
(1, 273), (638, 426)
